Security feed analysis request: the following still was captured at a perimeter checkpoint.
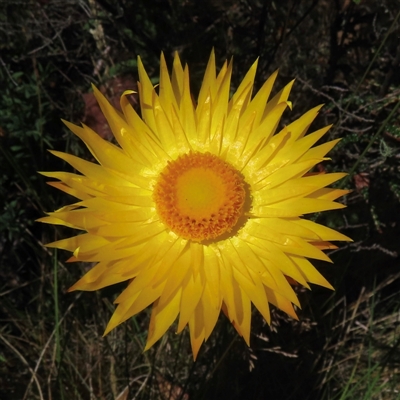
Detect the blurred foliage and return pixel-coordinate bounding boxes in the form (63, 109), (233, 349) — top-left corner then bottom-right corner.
(0, 0), (399, 399)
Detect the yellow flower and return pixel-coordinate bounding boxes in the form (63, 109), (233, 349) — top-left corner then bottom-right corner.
(40, 51), (351, 359)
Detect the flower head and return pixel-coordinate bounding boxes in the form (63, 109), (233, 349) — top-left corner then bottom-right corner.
(40, 51), (351, 359)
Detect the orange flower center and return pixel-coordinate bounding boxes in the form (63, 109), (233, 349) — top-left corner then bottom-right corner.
(154, 152), (246, 242)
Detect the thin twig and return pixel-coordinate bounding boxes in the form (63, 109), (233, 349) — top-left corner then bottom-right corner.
(22, 295), (80, 400)
(0, 56), (19, 86)
(297, 76), (375, 123)
(0, 334), (44, 400)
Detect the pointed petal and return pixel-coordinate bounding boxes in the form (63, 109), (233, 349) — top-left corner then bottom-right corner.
(145, 289), (181, 350)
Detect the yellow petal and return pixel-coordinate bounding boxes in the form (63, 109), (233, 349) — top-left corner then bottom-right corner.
(145, 288), (181, 350)
(177, 272), (204, 333)
(189, 302), (206, 360)
(289, 255), (334, 289)
(198, 48), (217, 106)
(201, 282), (222, 340)
(264, 287), (299, 319)
(241, 69), (278, 129)
(171, 51), (184, 103)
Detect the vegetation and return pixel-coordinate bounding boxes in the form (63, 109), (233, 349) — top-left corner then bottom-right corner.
(1, 0), (399, 399)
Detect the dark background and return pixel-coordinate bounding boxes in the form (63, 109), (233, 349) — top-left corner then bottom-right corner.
(1, 1), (399, 399)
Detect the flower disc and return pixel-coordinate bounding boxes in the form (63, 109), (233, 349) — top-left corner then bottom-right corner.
(154, 152), (246, 242)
